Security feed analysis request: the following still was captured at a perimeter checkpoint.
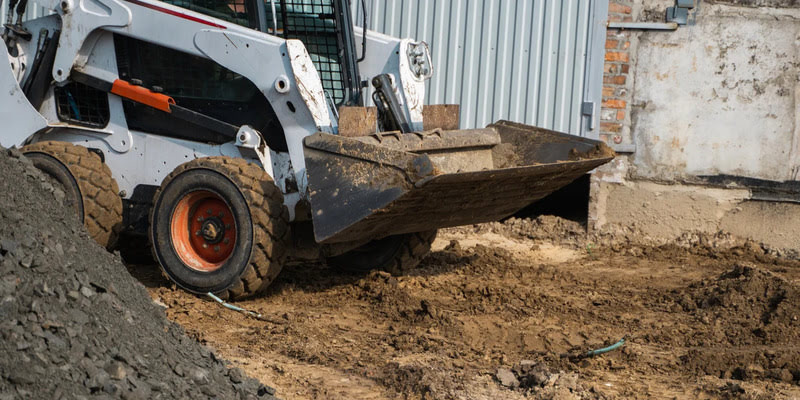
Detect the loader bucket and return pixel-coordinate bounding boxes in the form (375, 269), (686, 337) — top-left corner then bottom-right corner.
(304, 120), (615, 244)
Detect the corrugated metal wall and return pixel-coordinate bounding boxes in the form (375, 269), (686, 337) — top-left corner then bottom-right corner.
(352, 0), (605, 135)
(0, 1), (50, 25)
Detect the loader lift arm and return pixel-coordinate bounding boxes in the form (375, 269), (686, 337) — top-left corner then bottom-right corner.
(70, 70), (240, 139)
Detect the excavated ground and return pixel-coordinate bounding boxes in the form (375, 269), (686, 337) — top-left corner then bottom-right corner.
(129, 216), (800, 399)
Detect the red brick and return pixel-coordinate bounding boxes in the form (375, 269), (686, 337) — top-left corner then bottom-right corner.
(603, 99), (626, 109)
(616, 110), (626, 121)
(622, 41), (631, 50)
(608, 3), (632, 14)
(604, 62), (617, 74)
(621, 64), (630, 74)
(600, 122), (622, 133)
(605, 52), (629, 62)
(602, 86), (615, 97)
(608, 14), (633, 23)
(604, 75), (627, 85)
(605, 39), (619, 49)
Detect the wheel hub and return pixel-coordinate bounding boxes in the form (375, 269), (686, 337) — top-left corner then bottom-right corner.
(201, 217), (225, 244)
(170, 191), (237, 272)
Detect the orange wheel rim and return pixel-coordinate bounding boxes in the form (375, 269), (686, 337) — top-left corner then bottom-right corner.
(170, 190), (237, 272)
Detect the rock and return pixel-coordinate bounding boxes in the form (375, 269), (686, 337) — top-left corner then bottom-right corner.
(229, 368), (245, 384)
(79, 286), (94, 298)
(496, 368), (519, 388)
(778, 368), (794, 383)
(7, 148), (22, 159)
(85, 369), (111, 390)
(0, 239), (18, 254)
(190, 367), (210, 385)
(745, 364), (765, 380)
(106, 361), (127, 380)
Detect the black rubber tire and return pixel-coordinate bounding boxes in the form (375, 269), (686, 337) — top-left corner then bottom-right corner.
(150, 157), (289, 300)
(22, 141), (123, 249)
(326, 230), (437, 274)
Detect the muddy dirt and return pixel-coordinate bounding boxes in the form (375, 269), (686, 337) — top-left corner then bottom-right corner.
(0, 147), (277, 399)
(123, 214), (800, 399)
(568, 142), (616, 161)
(491, 143), (522, 168)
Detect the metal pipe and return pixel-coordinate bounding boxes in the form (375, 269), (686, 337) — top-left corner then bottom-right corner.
(269, 0), (277, 35)
(357, 0), (367, 62)
(607, 21), (678, 31)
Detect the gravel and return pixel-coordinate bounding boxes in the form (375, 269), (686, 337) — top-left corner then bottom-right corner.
(0, 146), (278, 399)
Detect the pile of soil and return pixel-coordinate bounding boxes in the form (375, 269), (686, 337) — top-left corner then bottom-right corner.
(679, 264), (800, 345)
(495, 361), (595, 399)
(447, 215), (587, 245)
(676, 264), (800, 381)
(0, 147), (277, 399)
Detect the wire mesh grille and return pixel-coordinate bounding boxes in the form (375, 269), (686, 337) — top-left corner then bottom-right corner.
(54, 82), (110, 128)
(267, 0), (345, 105)
(115, 35), (254, 101)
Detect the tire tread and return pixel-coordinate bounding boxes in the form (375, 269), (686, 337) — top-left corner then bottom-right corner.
(23, 141), (123, 249)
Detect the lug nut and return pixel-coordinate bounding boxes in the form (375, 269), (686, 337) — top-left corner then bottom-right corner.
(206, 209), (212, 215)
(214, 245), (220, 253)
(202, 243), (208, 249)
(218, 212), (225, 218)
(195, 230), (201, 236)
(197, 216), (204, 222)
(223, 238), (230, 245)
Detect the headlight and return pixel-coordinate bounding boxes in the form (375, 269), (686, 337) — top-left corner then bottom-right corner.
(407, 41), (433, 81)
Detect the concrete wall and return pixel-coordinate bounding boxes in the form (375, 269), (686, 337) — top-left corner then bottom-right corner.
(631, 2), (800, 181)
(591, 0), (800, 252)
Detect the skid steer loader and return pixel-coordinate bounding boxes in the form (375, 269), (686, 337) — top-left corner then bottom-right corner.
(1, 0), (614, 299)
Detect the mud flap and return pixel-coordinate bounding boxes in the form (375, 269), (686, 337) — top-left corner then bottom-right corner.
(0, 43), (48, 148)
(304, 120), (614, 244)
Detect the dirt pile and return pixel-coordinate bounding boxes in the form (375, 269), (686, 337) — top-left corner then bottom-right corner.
(495, 361), (598, 400)
(447, 215), (586, 245)
(679, 264), (800, 345)
(676, 264), (800, 382)
(0, 147), (277, 399)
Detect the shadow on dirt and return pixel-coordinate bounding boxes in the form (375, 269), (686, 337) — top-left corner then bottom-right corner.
(122, 250), (473, 299)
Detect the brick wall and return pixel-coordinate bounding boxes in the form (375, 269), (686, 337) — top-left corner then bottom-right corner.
(601, 1), (634, 144)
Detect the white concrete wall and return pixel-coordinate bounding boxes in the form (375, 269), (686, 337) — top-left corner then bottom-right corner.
(630, 2), (800, 181)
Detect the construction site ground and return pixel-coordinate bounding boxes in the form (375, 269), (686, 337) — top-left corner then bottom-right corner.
(131, 217), (800, 400)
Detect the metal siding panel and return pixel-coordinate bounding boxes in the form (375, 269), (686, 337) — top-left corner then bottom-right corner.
(526, 1), (546, 127)
(353, 0), (605, 134)
(509, 0), (530, 122)
(492, 0), (514, 124)
(583, 0), (610, 138)
(1, 2), (52, 24)
(461, 0), (482, 129)
(571, 0), (592, 134)
(554, 0), (576, 132)
(475, 0), (495, 127)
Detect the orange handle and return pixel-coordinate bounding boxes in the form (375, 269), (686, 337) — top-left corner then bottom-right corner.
(110, 80), (175, 113)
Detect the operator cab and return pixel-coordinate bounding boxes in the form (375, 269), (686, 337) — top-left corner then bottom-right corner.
(158, 0), (362, 107)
